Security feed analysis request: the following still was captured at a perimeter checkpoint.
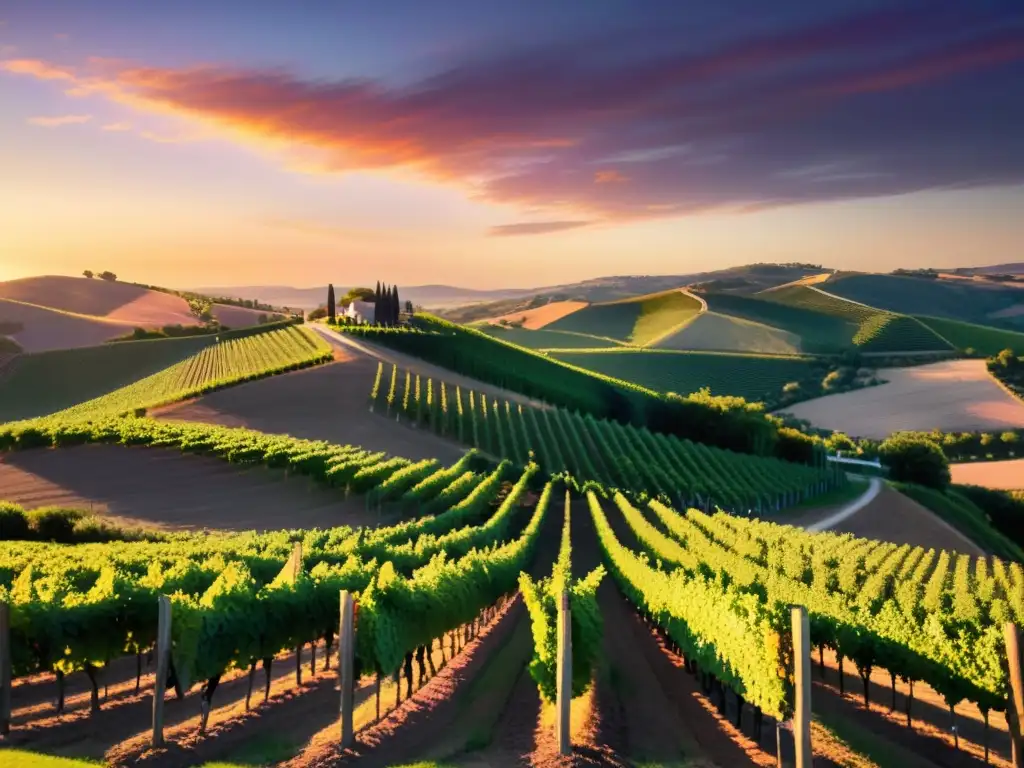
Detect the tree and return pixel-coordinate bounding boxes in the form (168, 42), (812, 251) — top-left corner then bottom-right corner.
(878, 432), (950, 490)
(327, 283), (336, 324)
(307, 306), (329, 321)
(82, 270), (94, 279)
(342, 287), (375, 304)
(392, 285), (400, 325)
(374, 281), (382, 326)
(98, 271), (117, 282)
(405, 299), (414, 314)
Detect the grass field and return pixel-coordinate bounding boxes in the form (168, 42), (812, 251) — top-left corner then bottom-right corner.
(546, 289), (703, 346)
(700, 291), (854, 352)
(549, 348), (823, 400)
(0, 334), (215, 422)
(656, 311), (803, 354)
(915, 314), (1024, 355)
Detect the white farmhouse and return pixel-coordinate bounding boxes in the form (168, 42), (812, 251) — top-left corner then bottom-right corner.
(344, 300), (376, 325)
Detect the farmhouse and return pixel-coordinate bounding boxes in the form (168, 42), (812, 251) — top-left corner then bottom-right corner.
(344, 299), (375, 324)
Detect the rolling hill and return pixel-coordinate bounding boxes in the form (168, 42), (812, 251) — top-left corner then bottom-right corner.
(656, 311), (803, 354)
(822, 272), (1024, 329)
(545, 289), (704, 346)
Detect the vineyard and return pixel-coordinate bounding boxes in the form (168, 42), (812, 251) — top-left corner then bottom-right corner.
(368, 361), (841, 512)
(478, 325), (626, 350)
(760, 285), (953, 353)
(2, 407), (1023, 765)
(28, 325), (332, 422)
(916, 315), (1024, 356)
(0, 333), (213, 422)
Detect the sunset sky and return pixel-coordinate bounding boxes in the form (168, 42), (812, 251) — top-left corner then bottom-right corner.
(2, 1), (1023, 290)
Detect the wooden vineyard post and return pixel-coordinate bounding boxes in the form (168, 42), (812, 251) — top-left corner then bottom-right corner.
(0, 602), (10, 735)
(1006, 623), (1024, 767)
(556, 589), (572, 757)
(791, 605), (812, 768)
(152, 595), (171, 748)
(339, 591), (356, 749)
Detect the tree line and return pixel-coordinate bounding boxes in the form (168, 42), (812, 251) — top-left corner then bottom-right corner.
(324, 282), (407, 326)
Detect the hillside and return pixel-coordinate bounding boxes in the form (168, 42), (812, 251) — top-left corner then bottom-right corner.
(480, 299), (588, 329)
(915, 315), (1024, 356)
(824, 272), (1024, 329)
(546, 289), (704, 346)
(758, 284), (953, 353)
(0, 297), (140, 352)
(656, 311), (803, 354)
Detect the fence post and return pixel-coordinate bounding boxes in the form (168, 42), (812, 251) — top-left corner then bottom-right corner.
(339, 591), (356, 748)
(0, 602), (10, 735)
(791, 605), (812, 768)
(1006, 622), (1024, 767)
(556, 589), (572, 756)
(152, 595), (171, 748)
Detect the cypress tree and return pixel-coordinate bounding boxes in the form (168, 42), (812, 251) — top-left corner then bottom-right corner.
(374, 281), (382, 326)
(326, 283), (336, 324)
(392, 285), (400, 325)
(380, 283), (388, 327)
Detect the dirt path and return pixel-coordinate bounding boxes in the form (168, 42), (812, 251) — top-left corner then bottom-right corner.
(788, 484), (983, 555)
(0, 444), (393, 531)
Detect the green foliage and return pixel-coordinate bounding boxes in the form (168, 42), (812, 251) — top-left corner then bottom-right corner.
(906, 484), (1024, 561)
(375, 365), (840, 512)
(520, 490), (604, 701)
(878, 433), (951, 489)
(40, 326), (332, 421)
(335, 314), (783, 457)
(916, 316), (1024, 356)
(588, 491), (792, 719)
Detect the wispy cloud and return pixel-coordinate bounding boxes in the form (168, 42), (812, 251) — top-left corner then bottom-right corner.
(5, 4), (1024, 224)
(101, 121), (133, 131)
(27, 114), (92, 127)
(488, 221), (591, 237)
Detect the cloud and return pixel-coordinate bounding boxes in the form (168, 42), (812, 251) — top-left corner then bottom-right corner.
(5, 3), (1024, 223)
(101, 121), (133, 131)
(594, 170), (628, 184)
(488, 221), (591, 237)
(27, 114), (92, 127)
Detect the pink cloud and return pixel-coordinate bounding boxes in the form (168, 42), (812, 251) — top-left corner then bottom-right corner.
(27, 113), (92, 127)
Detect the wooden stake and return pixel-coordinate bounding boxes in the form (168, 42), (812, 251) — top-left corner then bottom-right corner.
(339, 591), (355, 748)
(0, 602), (10, 735)
(791, 605), (812, 768)
(1005, 622), (1024, 767)
(152, 595), (171, 748)
(556, 589), (572, 757)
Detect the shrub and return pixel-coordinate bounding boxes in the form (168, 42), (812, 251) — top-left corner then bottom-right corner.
(0, 502), (30, 540)
(775, 426), (821, 465)
(878, 433), (950, 490)
(28, 506), (88, 542)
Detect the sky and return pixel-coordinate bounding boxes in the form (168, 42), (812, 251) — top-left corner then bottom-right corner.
(1, 0), (1023, 290)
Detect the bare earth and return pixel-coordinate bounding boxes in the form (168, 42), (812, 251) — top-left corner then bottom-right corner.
(155, 354), (468, 465)
(778, 359), (1024, 439)
(483, 301), (589, 330)
(210, 303), (278, 328)
(951, 458), (1024, 490)
(792, 484), (983, 555)
(0, 444), (385, 531)
(0, 276), (224, 352)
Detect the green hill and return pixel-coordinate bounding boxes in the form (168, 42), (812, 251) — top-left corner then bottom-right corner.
(825, 272), (1024, 329)
(548, 348), (823, 402)
(699, 292), (854, 353)
(656, 311), (803, 355)
(476, 325), (624, 350)
(759, 285), (952, 353)
(915, 315), (1024, 356)
(546, 289), (703, 346)
(0, 334), (215, 422)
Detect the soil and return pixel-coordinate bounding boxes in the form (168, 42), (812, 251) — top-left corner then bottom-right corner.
(482, 301), (589, 330)
(0, 276), (194, 323)
(153, 330), (531, 465)
(951, 459), (1024, 491)
(0, 444), (395, 532)
(778, 359), (1024, 439)
(790, 485), (984, 555)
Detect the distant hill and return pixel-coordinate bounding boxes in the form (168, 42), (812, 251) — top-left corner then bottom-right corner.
(953, 262), (1024, 276)
(189, 284), (538, 311)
